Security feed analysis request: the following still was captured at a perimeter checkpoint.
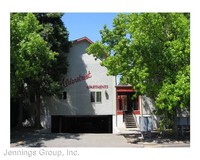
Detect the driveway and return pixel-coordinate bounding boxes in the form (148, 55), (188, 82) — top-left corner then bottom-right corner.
(10, 128), (190, 148)
(11, 130), (135, 147)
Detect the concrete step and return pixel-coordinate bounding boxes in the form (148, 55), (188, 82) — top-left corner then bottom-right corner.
(125, 114), (137, 128)
(126, 125), (136, 127)
(126, 125), (137, 128)
(125, 123), (136, 125)
(125, 119), (135, 121)
(125, 115), (134, 117)
(125, 119), (135, 122)
(125, 123), (137, 127)
(126, 117), (135, 119)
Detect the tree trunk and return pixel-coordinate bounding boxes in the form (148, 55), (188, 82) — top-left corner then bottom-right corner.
(17, 97), (23, 128)
(173, 110), (178, 138)
(34, 94), (43, 129)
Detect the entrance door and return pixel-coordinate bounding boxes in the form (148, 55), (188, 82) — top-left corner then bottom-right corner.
(118, 95), (126, 111)
(118, 94), (133, 112)
(116, 86), (140, 115)
(126, 94), (133, 112)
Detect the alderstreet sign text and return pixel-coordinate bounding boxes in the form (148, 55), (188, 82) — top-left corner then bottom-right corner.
(62, 71), (92, 87)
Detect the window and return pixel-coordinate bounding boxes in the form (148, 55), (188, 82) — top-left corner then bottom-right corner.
(91, 92), (95, 102)
(62, 91), (67, 100)
(133, 98), (139, 110)
(105, 90), (109, 100)
(119, 98), (123, 110)
(96, 92), (102, 103)
(90, 91), (102, 103)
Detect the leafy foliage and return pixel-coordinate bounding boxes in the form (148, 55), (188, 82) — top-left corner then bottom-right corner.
(86, 13), (190, 128)
(11, 13), (70, 97)
(11, 13), (70, 128)
(11, 13), (58, 97)
(35, 13), (71, 82)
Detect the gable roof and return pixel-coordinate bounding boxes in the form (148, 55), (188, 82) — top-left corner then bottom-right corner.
(73, 37), (93, 44)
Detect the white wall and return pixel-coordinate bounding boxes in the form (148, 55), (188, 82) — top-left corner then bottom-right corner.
(116, 115), (126, 128)
(140, 95), (158, 129)
(42, 40), (116, 117)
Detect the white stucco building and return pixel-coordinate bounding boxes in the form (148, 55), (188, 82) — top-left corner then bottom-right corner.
(41, 37), (158, 133)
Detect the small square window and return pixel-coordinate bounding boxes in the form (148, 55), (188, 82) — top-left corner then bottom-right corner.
(91, 92), (95, 102)
(96, 92), (102, 103)
(62, 91), (67, 100)
(90, 91), (102, 103)
(105, 91), (109, 100)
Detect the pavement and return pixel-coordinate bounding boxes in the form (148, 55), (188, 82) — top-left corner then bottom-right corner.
(116, 127), (190, 148)
(10, 127), (190, 148)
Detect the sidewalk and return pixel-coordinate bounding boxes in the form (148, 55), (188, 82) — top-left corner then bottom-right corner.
(116, 127), (190, 147)
(10, 128), (134, 147)
(10, 127), (190, 147)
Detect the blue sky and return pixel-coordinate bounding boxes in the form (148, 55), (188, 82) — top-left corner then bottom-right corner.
(61, 13), (118, 42)
(62, 13), (121, 83)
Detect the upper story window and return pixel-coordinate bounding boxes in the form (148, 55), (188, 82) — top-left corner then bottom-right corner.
(96, 92), (102, 103)
(90, 91), (102, 103)
(91, 92), (95, 102)
(62, 91), (67, 100)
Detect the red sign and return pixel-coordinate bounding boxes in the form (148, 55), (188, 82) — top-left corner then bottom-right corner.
(62, 71), (92, 87)
(87, 85), (108, 89)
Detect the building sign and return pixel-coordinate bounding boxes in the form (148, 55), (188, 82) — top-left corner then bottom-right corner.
(87, 85), (108, 89)
(62, 71), (92, 87)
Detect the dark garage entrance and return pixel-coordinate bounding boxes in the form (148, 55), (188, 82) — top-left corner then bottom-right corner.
(51, 115), (113, 133)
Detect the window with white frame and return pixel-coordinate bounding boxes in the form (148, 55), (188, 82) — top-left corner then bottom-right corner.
(62, 91), (67, 100)
(96, 92), (102, 102)
(90, 91), (102, 103)
(91, 92), (95, 102)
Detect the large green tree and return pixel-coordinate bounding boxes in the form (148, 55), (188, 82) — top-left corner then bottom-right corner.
(35, 13), (70, 81)
(11, 13), (70, 128)
(32, 13), (70, 128)
(86, 13), (190, 130)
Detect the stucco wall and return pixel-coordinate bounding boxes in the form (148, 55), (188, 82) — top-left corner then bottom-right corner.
(42, 40), (116, 118)
(140, 95), (159, 129)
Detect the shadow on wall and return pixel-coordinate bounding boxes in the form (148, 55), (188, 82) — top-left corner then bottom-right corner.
(142, 96), (159, 129)
(40, 41), (95, 129)
(42, 96), (77, 115)
(61, 41), (95, 115)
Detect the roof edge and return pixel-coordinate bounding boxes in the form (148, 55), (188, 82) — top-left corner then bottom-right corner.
(73, 37), (93, 44)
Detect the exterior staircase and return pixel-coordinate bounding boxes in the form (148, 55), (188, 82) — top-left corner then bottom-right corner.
(124, 112), (137, 128)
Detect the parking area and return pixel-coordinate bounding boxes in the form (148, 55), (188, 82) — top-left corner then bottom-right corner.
(11, 130), (135, 147)
(10, 128), (190, 148)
